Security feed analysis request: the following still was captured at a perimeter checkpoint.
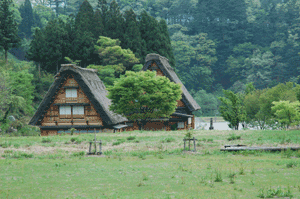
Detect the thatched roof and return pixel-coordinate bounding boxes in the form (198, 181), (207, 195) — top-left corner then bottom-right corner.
(143, 53), (201, 112)
(29, 64), (127, 126)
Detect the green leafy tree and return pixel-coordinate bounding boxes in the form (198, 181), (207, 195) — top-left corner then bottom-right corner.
(171, 32), (217, 91)
(193, 90), (219, 117)
(87, 36), (140, 86)
(0, 65), (34, 123)
(244, 82), (300, 129)
(218, 90), (246, 130)
(32, 4), (55, 28)
(271, 100), (300, 129)
(107, 70), (182, 130)
(0, 0), (21, 63)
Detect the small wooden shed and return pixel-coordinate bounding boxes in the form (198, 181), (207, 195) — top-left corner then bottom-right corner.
(29, 64), (128, 136)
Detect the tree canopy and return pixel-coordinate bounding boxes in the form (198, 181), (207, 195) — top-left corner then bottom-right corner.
(107, 70), (182, 129)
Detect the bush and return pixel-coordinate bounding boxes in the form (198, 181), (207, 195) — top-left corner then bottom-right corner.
(72, 151), (85, 157)
(161, 137), (175, 143)
(127, 136), (136, 141)
(0, 141), (11, 148)
(42, 137), (51, 143)
(112, 138), (125, 146)
(2, 152), (34, 159)
(70, 137), (82, 144)
(227, 134), (241, 141)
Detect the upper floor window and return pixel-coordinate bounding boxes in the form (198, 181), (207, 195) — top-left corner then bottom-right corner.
(66, 89), (77, 98)
(59, 106), (71, 115)
(73, 106), (84, 115)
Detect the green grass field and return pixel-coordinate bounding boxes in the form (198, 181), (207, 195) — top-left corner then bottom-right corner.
(0, 129), (300, 198)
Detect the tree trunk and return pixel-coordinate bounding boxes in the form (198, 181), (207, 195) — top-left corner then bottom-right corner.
(38, 62), (41, 79)
(5, 50), (8, 63)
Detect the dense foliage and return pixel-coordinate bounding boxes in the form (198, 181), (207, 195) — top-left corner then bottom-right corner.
(107, 70), (182, 129)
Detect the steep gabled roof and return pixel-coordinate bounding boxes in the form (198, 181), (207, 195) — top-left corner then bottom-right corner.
(29, 64), (127, 126)
(143, 53), (201, 112)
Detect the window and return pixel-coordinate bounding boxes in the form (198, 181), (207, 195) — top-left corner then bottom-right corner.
(73, 106), (84, 115)
(59, 106), (71, 115)
(66, 89), (77, 98)
(177, 122), (184, 129)
(188, 118), (192, 124)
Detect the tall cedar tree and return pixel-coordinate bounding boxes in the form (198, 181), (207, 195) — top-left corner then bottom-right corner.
(75, 0), (94, 34)
(93, 9), (104, 39)
(72, 30), (95, 67)
(123, 9), (142, 60)
(0, 0), (21, 63)
(97, 0), (108, 36)
(139, 10), (174, 66)
(26, 28), (45, 77)
(43, 19), (68, 73)
(139, 10), (161, 59)
(106, 0), (124, 41)
(19, 0), (34, 38)
(158, 19), (175, 66)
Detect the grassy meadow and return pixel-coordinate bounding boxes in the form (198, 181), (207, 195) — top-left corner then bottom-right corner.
(0, 129), (300, 198)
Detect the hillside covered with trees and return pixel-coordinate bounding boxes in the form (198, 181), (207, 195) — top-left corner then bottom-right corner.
(1, 0), (300, 134)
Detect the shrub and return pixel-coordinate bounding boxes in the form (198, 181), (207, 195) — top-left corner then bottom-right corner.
(112, 138), (125, 146)
(227, 134), (241, 141)
(0, 141), (11, 148)
(127, 136), (136, 141)
(70, 137), (82, 144)
(161, 137), (175, 143)
(214, 169), (223, 182)
(165, 137), (175, 143)
(286, 161), (297, 168)
(70, 128), (76, 136)
(72, 151), (85, 157)
(2, 152), (34, 159)
(42, 137), (51, 143)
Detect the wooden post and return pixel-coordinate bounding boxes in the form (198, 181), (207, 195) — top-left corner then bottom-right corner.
(209, 118), (214, 130)
(183, 139), (186, 151)
(193, 137), (196, 152)
(99, 140), (102, 155)
(94, 128), (97, 154)
(189, 138), (191, 151)
(89, 142), (92, 154)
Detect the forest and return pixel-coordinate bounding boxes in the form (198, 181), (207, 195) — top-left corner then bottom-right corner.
(1, 0), (300, 134)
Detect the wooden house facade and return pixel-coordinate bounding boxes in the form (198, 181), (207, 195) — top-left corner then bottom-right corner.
(29, 54), (200, 135)
(29, 64), (128, 136)
(124, 53), (201, 131)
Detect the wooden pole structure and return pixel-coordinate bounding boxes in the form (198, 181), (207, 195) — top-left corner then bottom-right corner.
(94, 128), (97, 153)
(183, 139), (186, 151)
(209, 118), (214, 130)
(193, 137), (196, 152)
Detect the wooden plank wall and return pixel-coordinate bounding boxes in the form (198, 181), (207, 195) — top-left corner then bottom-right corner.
(40, 76), (103, 127)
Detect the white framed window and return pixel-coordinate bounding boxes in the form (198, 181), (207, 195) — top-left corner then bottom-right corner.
(188, 118), (192, 124)
(177, 122), (184, 129)
(73, 106), (84, 115)
(59, 106), (71, 115)
(66, 89), (77, 98)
